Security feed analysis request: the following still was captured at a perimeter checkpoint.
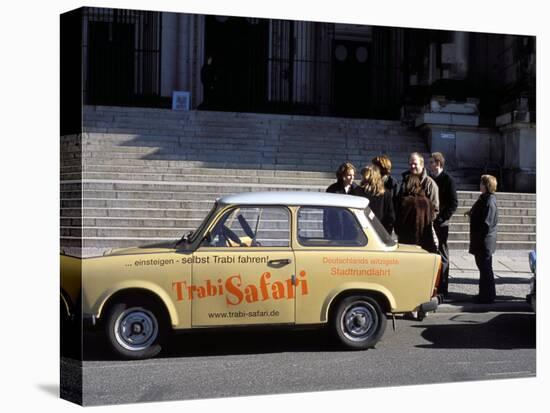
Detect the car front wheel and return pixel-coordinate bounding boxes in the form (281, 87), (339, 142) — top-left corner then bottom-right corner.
(332, 295), (387, 350)
(105, 300), (166, 359)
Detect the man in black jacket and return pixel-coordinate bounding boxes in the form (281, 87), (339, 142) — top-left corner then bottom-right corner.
(429, 152), (458, 299)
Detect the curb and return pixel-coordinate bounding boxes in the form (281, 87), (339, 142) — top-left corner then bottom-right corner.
(435, 300), (532, 314)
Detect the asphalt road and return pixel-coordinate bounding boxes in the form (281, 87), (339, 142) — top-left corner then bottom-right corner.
(61, 309), (536, 406)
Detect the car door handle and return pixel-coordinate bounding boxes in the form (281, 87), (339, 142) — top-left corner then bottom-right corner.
(267, 258), (292, 267)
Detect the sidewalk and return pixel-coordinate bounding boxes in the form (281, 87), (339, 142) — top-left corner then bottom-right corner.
(437, 250), (534, 313)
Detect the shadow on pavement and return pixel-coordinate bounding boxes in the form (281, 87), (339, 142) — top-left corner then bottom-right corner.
(450, 276), (530, 285)
(414, 313), (536, 350)
(82, 327), (342, 361)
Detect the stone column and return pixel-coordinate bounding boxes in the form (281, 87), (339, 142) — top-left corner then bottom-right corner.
(496, 99), (536, 192)
(160, 12), (205, 108)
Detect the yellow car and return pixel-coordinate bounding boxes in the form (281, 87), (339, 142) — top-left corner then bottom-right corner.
(61, 191), (441, 359)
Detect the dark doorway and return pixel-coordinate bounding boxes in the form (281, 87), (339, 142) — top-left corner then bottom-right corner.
(87, 21), (134, 105)
(331, 40), (371, 117)
(84, 8), (162, 107)
(203, 15), (268, 111)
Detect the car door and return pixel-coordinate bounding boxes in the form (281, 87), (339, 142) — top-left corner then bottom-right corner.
(191, 206), (296, 326)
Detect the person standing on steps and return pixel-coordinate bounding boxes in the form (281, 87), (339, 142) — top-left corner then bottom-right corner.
(326, 162), (357, 194)
(428, 152), (458, 300)
(371, 154), (399, 227)
(353, 165), (395, 234)
(200, 55), (220, 109)
(398, 152), (439, 221)
(466, 175), (499, 304)
(325, 162), (358, 241)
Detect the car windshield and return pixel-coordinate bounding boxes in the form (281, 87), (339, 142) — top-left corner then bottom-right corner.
(363, 207), (396, 246)
(187, 202), (219, 244)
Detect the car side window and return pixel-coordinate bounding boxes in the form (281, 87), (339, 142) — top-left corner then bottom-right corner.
(204, 206), (290, 247)
(297, 207), (367, 247)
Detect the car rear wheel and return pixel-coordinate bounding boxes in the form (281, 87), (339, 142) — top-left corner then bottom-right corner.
(105, 299), (166, 359)
(331, 295), (387, 350)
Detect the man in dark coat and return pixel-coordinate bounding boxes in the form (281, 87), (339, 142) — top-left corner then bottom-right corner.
(467, 175), (499, 303)
(398, 152), (439, 221)
(394, 174), (437, 253)
(429, 152), (458, 298)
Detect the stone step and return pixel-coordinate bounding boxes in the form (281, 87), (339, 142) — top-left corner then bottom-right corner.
(77, 147), (425, 167)
(78, 131), (426, 146)
(448, 223), (536, 233)
(76, 135), (428, 150)
(62, 189), (538, 213)
(63, 226), (537, 241)
(61, 158), (356, 172)
(62, 225), (295, 238)
(450, 215), (535, 225)
(455, 206), (535, 216)
(61, 196), (535, 213)
(62, 172), (335, 186)
(62, 207), (211, 219)
(448, 232), (536, 242)
(447, 240), (536, 251)
(60, 193), (536, 217)
(67, 210), (531, 226)
(83, 119), (410, 135)
(457, 199), (536, 208)
(61, 216), (536, 236)
(60, 236), (536, 251)
(60, 181), (537, 203)
(62, 183), (536, 209)
(62, 227), (189, 238)
(62, 198), (215, 209)
(84, 105), (416, 127)
(61, 181), (323, 194)
(453, 191), (536, 201)
(68, 162), (417, 178)
(61, 217), (206, 228)
(63, 164), (338, 178)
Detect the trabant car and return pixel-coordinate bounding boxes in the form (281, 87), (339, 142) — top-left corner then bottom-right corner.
(61, 191), (441, 359)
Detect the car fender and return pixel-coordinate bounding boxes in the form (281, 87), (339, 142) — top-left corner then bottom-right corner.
(92, 280), (180, 327)
(320, 282), (396, 322)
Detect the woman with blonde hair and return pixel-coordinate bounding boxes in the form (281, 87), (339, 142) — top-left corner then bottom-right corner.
(466, 174), (499, 303)
(372, 154), (399, 208)
(353, 165), (395, 233)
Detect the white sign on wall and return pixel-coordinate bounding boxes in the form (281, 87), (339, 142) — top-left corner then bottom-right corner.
(172, 91), (191, 111)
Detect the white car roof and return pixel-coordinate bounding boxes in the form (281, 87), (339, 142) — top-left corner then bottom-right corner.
(218, 191), (369, 209)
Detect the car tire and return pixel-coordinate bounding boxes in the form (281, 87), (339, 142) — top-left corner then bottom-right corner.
(331, 295), (387, 350)
(105, 299), (166, 360)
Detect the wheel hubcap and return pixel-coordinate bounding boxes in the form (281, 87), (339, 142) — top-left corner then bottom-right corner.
(114, 308), (158, 351)
(341, 302), (378, 342)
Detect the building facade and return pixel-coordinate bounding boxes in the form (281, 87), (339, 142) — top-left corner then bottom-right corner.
(70, 7), (536, 191)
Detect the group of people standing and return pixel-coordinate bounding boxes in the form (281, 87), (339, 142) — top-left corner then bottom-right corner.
(326, 152), (499, 304)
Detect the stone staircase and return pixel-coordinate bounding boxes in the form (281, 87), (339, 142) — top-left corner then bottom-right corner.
(60, 106), (535, 256)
